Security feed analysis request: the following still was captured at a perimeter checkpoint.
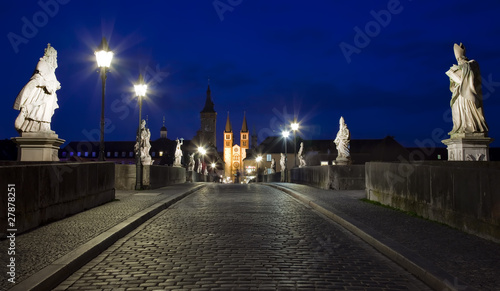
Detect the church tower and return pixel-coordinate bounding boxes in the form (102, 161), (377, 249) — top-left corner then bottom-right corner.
(223, 112), (233, 179)
(198, 84), (217, 148)
(160, 116), (167, 139)
(240, 112), (249, 150)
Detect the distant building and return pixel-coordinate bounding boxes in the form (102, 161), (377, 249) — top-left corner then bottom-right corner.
(244, 136), (413, 174)
(223, 112), (249, 181)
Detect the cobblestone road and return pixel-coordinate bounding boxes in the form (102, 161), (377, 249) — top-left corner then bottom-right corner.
(57, 184), (430, 290)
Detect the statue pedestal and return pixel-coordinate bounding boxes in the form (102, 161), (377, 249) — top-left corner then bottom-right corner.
(442, 133), (493, 161)
(333, 157), (351, 165)
(12, 132), (65, 161)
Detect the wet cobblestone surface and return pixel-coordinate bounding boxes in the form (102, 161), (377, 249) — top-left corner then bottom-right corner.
(273, 183), (500, 290)
(0, 183), (204, 291)
(57, 184), (430, 290)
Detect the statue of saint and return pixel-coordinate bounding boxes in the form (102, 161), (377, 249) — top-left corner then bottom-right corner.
(187, 153), (195, 171)
(298, 142), (307, 168)
(270, 158), (276, 173)
(174, 138), (183, 166)
(334, 116), (350, 159)
(197, 158), (203, 173)
(134, 120), (153, 165)
(14, 44), (61, 133)
(280, 153), (286, 172)
(446, 43), (488, 135)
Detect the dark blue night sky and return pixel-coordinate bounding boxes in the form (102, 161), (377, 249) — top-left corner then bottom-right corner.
(1, 0), (500, 150)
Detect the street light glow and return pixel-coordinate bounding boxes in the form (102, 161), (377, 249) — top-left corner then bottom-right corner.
(256, 155), (262, 163)
(282, 130), (290, 138)
(291, 122), (299, 131)
(95, 37), (113, 68)
(211, 163), (216, 168)
(198, 147), (207, 155)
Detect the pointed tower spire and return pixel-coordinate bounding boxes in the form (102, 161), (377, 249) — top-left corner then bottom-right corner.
(241, 111), (248, 132)
(225, 111), (232, 132)
(201, 81), (215, 113)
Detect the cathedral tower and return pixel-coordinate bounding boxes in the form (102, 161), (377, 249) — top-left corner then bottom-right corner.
(198, 84), (217, 148)
(240, 112), (249, 150)
(223, 112), (233, 179)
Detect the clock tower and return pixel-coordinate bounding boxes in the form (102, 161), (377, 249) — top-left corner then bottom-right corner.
(198, 84), (217, 148)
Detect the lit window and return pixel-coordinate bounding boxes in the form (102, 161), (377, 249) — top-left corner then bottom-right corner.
(77, 152), (81, 157)
(267, 154), (272, 162)
(159, 151), (163, 157)
(70, 152), (74, 156)
(152, 152), (156, 157)
(114, 152), (118, 157)
(84, 152), (89, 157)
(129, 152), (133, 157)
(62, 152), (67, 157)
(107, 152), (111, 157)
(92, 152), (96, 157)
(321, 161), (328, 166)
(437, 154), (441, 160)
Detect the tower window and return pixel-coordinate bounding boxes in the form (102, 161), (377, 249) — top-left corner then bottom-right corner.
(225, 134), (231, 140)
(242, 134), (247, 139)
(242, 141), (247, 147)
(226, 141), (230, 146)
(267, 154), (272, 162)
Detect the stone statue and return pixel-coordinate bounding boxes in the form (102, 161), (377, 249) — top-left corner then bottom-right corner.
(270, 158), (276, 173)
(334, 116), (351, 159)
(187, 153), (195, 171)
(298, 142), (307, 168)
(204, 167), (208, 176)
(446, 43), (488, 135)
(173, 138), (183, 167)
(134, 120), (153, 165)
(197, 158), (202, 173)
(280, 153), (286, 172)
(14, 43), (60, 133)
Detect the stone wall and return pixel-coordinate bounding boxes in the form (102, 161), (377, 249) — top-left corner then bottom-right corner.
(0, 162), (115, 236)
(187, 171), (208, 183)
(365, 161), (500, 242)
(115, 164), (186, 190)
(260, 172), (281, 183)
(288, 165), (365, 190)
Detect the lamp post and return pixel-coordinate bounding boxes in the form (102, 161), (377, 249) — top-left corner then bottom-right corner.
(134, 74), (147, 190)
(282, 130), (289, 181)
(291, 122), (299, 167)
(95, 37), (114, 161)
(256, 155), (262, 182)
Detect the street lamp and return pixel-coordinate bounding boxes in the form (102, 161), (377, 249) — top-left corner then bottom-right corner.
(95, 37), (114, 161)
(256, 155), (262, 182)
(134, 74), (147, 190)
(291, 122), (299, 167)
(282, 130), (289, 181)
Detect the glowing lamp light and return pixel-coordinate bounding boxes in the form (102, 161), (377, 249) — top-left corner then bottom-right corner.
(211, 163), (216, 168)
(291, 122), (299, 131)
(198, 147), (207, 155)
(256, 156), (263, 163)
(282, 130), (290, 138)
(134, 74), (147, 97)
(95, 37), (113, 68)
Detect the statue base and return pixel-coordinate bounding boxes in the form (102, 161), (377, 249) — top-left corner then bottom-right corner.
(333, 157), (351, 165)
(442, 133), (493, 161)
(12, 132), (65, 162)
